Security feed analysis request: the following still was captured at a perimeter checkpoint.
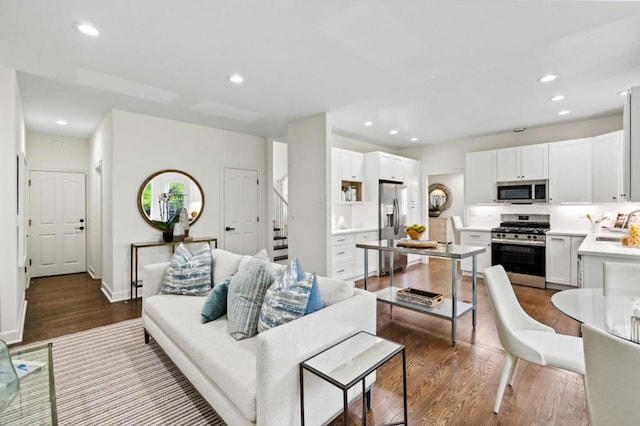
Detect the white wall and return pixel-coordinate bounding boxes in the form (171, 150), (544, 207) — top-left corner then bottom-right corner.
(273, 141), (288, 185)
(0, 66), (27, 343)
(26, 133), (89, 171)
(288, 113), (331, 275)
(400, 114), (623, 176)
(95, 110), (268, 301)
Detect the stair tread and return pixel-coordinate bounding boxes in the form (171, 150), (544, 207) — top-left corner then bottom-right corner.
(273, 236), (287, 240)
(274, 244), (288, 250)
(274, 255), (288, 262)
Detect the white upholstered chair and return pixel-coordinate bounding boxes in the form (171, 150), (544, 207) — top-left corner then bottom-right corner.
(582, 323), (640, 426)
(450, 215), (463, 244)
(483, 265), (585, 413)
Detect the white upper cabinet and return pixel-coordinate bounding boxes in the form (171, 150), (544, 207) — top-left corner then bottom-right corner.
(496, 143), (548, 182)
(592, 130), (624, 202)
(403, 159), (421, 205)
(549, 138), (592, 203)
(339, 149), (364, 182)
(378, 153), (404, 182)
(465, 150), (496, 204)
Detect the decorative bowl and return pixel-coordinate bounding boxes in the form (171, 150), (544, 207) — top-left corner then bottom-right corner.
(405, 229), (424, 240)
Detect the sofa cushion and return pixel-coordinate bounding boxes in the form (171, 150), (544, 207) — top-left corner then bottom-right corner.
(160, 243), (213, 296)
(257, 259), (313, 333)
(317, 276), (355, 306)
(201, 276), (232, 323)
(227, 251), (275, 340)
(212, 249), (244, 286)
(144, 294), (258, 422)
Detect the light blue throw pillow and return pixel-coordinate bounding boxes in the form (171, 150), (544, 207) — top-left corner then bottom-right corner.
(258, 258), (317, 333)
(289, 257), (324, 315)
(227, 249), (275, 340)
(160, 243), (213, 296)
(200, 275), (232, 323)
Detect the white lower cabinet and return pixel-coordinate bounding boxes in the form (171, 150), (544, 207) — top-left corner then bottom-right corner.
(460, 230), (492, 274)
(331, 234), (355, 280)
(355, 231), (378, 277)
(331, 231), (378, 280)
(546, 234), (585, 287)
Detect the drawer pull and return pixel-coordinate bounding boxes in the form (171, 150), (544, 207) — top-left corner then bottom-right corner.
(337, 238), (346, 242)
(337, 251), (345, 255)
(337, 269), (345, 273)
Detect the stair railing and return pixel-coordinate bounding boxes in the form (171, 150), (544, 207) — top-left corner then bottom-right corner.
(272, 187), (288, 239)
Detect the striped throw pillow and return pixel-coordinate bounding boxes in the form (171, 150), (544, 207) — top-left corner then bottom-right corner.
(160, 243), (213, 296)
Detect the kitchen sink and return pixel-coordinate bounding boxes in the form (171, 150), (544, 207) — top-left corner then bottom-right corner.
(595, 236), (622, 242)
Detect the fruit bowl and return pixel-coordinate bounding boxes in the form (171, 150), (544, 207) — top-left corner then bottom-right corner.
(405, 229), (424, 240)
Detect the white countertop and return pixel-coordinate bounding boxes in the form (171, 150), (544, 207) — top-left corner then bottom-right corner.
(578, 232), (640, 260)
(332, 227), (378, 235)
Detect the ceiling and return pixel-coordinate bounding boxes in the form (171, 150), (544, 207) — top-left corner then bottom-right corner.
(1, 0), (640, 149)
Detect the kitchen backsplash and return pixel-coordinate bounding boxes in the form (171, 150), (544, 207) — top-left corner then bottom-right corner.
(468, 202), (640, 232)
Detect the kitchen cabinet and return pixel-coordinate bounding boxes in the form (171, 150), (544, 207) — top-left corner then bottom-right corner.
(378, 153), (404, 182)
(496, 143), (548, 182)
(403, 159), (421, 205)
(354, 231), (379, 277)
(460, 230), (491, 274)
(331, 233), (355, 280)
(465, 150), (497, 204)
(546, 234), (585, 287)
(338, 148), (364, 182)
(549, 138), (592, 203)
(592, 130), (624, 202)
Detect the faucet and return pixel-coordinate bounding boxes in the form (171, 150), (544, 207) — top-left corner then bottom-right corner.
(621, 210), (640, 229)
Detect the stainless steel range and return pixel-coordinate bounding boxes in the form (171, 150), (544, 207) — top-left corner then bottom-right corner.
(491, 214), (550, 288)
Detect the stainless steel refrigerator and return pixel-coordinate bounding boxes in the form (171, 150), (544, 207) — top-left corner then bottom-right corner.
(378, 181), (408, 274)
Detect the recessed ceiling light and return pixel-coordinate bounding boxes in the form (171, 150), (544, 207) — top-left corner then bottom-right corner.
(550, 95), (565, 102)
(389, 130), (398, 135)
(618, 90), (629, 96)
(227, 74), (244, 85)
(410, 137), (418, 142)
(74, 23), (100, 37)
(538, 74), (557, 83)
(558, 110), (571, 115)
(363, 121), (373, 126)
(56, 120), (68, 125)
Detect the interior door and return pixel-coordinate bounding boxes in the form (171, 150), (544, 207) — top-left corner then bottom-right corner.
(223, 167), (259, 255)
(30, 171), (86, 277)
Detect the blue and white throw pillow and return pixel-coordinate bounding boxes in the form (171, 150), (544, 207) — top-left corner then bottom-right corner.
(227, 249), (275, 340)
(258, 258), (320, 333)
(160, 243), (213, 296)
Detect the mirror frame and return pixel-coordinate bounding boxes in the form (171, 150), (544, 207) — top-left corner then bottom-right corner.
(428, 183), (452, 212)
(137, 169), (205, 231)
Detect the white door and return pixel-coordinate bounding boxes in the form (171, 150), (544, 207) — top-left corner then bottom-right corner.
(30, 171), (87, 277)
(223, 168), (259, 255)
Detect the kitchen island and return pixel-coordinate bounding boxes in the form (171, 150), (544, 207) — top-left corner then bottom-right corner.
(578, 232), (640, 288)
(356, 239), (486, 345)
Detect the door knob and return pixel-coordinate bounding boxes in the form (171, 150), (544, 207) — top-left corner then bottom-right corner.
(75, 226), (85, 230)
(225, 227), (235, 231)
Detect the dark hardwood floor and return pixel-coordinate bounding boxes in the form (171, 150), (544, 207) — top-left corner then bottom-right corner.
(14, 262), (588, 425)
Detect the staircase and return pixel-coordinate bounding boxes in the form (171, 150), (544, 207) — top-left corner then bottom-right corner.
(273, 187), (288, 264)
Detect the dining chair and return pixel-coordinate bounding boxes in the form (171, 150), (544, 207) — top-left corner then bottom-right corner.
(483, 265), (585, 413)
(582, 323), (640, 426)
(450, 215), (463, 244)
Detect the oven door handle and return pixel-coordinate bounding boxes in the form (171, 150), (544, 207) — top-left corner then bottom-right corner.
(491, 239), (546, 247)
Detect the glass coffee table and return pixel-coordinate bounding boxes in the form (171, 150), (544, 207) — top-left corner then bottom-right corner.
(0, 343), (57, 425)
(300, 331), (407, 425)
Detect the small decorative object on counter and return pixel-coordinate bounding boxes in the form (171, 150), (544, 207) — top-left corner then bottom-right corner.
(405, 223), (426, 240)
(629, 214), (640, 248)
(0, 340), (19, 413)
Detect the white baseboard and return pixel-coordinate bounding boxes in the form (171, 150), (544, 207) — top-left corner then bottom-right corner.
(100, 281), (130, 303)
(0, 301), (27, 344)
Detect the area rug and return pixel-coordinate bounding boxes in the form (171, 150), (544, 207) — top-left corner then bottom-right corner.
(16, 318), (226, 425)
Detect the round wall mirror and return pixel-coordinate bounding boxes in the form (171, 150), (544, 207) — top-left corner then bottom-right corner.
(428, 183), (452, 216)
(137, 169), (205, 231)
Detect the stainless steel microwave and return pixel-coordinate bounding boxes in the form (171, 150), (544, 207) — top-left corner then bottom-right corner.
(497, 180), (548, 204)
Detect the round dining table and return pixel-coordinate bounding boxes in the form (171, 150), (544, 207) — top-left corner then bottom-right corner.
(552, 288), (640, 344)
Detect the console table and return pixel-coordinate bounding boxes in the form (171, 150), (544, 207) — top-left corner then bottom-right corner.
(130, 237), (217, 300)
(356, 240), (485, 345)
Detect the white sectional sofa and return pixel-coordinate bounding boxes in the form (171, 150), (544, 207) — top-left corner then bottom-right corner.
(142, 248), (377, 426)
